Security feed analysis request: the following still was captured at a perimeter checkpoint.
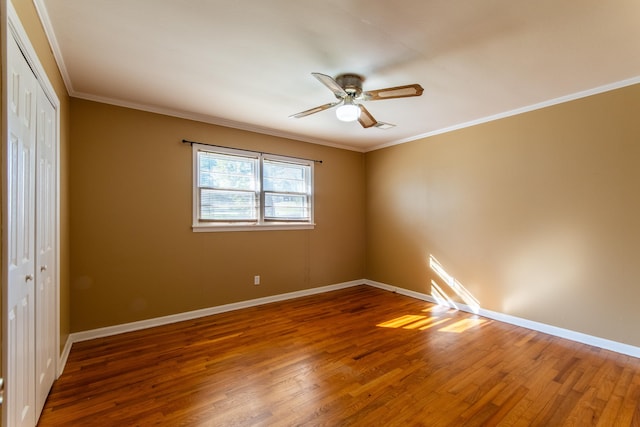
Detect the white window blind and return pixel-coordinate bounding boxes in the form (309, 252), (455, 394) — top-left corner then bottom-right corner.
(197, 151), (259, 221)
(263, 159), (311, 221)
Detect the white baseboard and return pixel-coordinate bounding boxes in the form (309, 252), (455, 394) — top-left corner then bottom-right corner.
(60, 278), (640, 377)
(364, 279), (640, 359)
(69, 280), (364, 344)
(57, 336), (73, 377)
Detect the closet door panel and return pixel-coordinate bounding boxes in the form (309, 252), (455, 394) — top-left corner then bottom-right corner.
(6, 34), (38, 427)
(35, 85), (57, 416)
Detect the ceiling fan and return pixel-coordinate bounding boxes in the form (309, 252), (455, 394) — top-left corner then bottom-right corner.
(289, 72), (423, 129)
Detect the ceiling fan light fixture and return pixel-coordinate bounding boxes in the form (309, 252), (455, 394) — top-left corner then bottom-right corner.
(335, 102), (360, 122)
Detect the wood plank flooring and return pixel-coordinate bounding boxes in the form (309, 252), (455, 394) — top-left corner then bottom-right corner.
(38, 285), (640, 426)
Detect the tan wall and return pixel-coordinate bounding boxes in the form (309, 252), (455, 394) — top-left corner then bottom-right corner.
(365, 83), (640, 347)
(69, 99), (366, 331)
(6, 0), (71, 353)
(8, 0), (640, 351)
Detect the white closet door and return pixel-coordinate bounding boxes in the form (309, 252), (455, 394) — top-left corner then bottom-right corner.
(35, 84), (57, 416)
(7, 33), (38, 427)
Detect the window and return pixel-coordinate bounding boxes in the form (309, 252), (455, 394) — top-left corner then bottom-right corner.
(193, 144), (314, 231)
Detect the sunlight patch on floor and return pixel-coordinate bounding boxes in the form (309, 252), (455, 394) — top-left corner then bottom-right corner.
(376, 313), (487, 334)
(377, 315), (427, 328)
(438, 318), (488, 333)
(401, 316), (445, 330)
(422, 305), (454, 314)
(375, 255), (488, 334)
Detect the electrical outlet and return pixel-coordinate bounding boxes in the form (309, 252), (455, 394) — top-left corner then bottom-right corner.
(254, 275), (260, 285)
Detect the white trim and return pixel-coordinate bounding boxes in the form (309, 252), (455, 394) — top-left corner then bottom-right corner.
(367, 76), (640, 152)
(69, 280), (364, 343)
(58, 337), (72, 376)
(7, 3), (60, 109)
(364, 280), (640, 359)
(46, 74), (640, 156)
(84, 92), (363, 152)
(56, 278), (640, 377)
(57, 76), (640, 156)
(476, 306), (640, 359)
(32, 0), (72, 96)
(193, 223), (316, 233)
(0, 2), (7, 422)
(363, 279), (398, 294)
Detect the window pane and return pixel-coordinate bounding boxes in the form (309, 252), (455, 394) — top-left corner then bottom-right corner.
(193, 144), (313, 228)
(263, 160), (308, 193)
(200, 189), (256, 221)
(198, 151), (256, 191)
(264, 193), (309, 220)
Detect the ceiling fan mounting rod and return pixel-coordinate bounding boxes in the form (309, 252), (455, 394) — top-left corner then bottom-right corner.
(336, 73), (364, 97)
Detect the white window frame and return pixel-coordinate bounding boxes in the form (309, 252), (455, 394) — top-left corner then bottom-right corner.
(192, 144), (315, 232)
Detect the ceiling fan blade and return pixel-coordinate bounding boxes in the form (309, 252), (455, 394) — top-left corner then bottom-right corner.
(312, 72), (348, 98)
(362, 84), (424, 101)
(289, 101), (341, 119)
(374, 122), (396, 129)
(357, 104), (377, 128)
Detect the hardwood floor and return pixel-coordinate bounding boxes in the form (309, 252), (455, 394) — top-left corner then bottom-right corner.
(39, 285), (640, 426)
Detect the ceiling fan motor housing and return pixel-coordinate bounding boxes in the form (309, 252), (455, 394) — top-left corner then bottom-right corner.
(336, 74), (364, 97)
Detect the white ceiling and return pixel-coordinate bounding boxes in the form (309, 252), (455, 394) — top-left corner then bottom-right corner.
(35, 0), (640, 152)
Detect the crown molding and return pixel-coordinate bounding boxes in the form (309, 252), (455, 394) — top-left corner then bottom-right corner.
(33, 0), (73, 95)
(367, 76), (640, 152)
(72, 90), (365, 152)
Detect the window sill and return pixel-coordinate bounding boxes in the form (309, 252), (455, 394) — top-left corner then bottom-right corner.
(192, 223), (316, 233)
